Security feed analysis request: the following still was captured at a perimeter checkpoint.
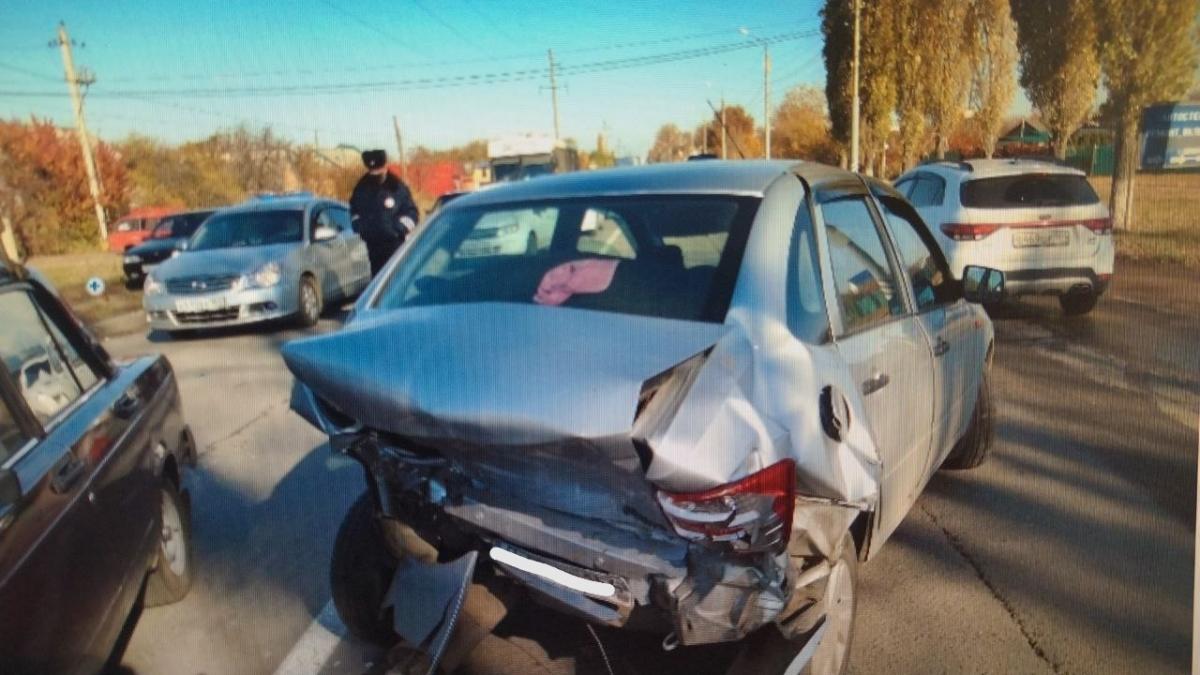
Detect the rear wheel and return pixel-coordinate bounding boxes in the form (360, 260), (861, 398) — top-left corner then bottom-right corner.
(1059, 291), (1098, 316)
(942, 372), (994, 470)
(145, 480), (193, 606)
(297, 275), (322, 327)
(330, 493), (399, 645)
(727, 533), (857, 675)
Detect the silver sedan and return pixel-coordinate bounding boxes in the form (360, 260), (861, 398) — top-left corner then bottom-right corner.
(285, 161), (1002, 674)
(143, 194), (371, 333)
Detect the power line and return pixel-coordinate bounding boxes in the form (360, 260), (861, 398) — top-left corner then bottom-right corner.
(99, 21), (817, 85)
(410, 0), (473, 44)
(315, 0), (424, 59)
(0, 60), (59, 82)
(0, 29), (818, 100)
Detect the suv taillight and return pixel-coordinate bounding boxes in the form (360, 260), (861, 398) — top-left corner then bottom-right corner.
(1082, 217), (1113, 235)
(941, 223), (1000, 241)
(656, 459), (796, 555)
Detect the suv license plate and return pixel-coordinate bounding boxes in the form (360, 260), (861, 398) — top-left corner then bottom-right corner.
(1013, 229), (1070, 248)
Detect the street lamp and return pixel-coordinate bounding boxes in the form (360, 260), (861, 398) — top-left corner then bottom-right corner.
(739, 27), (771, 160)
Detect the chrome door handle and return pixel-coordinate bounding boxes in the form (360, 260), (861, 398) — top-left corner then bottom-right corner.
(861, 373), (890, 396)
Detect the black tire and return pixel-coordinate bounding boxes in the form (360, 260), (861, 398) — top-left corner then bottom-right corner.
(330, 493), (399, 645)
(727, 533), (858, 675)
(942, 371), (994, 470)
(1059, 291), (1098, 316)
(145, 480), (193, 606)
(297, 275), (322, 327)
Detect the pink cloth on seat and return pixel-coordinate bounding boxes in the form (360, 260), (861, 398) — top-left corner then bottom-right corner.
(533, 258), (620, 306)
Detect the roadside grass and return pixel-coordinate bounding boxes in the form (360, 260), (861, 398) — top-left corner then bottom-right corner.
(1090, 173), (1200, 268)
(26, 251), (143, 327)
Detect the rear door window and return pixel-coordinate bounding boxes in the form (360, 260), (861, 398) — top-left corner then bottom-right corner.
(820, 196), (906, 333)
(960, 174), (1100, 208)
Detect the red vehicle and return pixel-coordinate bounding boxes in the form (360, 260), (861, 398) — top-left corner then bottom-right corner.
(107, 206), (179, 252)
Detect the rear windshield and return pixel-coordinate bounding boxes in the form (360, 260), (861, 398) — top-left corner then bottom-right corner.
(960, 174), (1100, 209)
(189, 210), (303, 251)
(372, 195), (759, 323)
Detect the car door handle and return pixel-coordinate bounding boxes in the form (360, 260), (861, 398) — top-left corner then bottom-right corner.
(51, 455), (87, 494)
(933, 337), (950, 357)
(860, 373), (890, 396)
(113, 392), (140, 419)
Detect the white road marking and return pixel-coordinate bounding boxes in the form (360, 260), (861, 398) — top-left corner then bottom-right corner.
(272, 600), (347, 675)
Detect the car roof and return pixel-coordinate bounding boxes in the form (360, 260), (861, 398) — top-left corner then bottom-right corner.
(449, 160), (859, 208)
(216, 194), (343, 214)
(911, 158), (1085, 180)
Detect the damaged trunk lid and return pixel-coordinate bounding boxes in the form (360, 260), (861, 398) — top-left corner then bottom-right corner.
(282, 302), (726, 530)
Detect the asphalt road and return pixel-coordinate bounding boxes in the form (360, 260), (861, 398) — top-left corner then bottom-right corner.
(104, 259), (1197, 675)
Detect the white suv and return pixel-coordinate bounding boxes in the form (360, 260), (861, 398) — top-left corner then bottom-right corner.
(895, 159), (1113, 315)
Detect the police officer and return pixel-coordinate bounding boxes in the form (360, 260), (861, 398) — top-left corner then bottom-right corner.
(349, 149), (419, 276)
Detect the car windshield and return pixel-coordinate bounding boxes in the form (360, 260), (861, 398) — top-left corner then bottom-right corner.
(373, 195), (758, 323)
(188, 210), (303, 251)
(154, 211), (213, 239)
(960, 173), (1100, 208)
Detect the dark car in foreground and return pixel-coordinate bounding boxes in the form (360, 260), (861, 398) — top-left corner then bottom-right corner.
(0, 264), (196, 675)
(283, 161), (1004, 674)
(123, 209), (216, 287)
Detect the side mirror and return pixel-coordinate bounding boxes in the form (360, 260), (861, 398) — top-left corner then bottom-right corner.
(313, 226), (338, 242)
(176, 240), (189, 251)
(0, 468), (21, 511)
(962, 265), (1005, 304)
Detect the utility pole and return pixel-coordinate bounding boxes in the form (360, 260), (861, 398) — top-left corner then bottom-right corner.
(850, 0), (861, 172)
(392, 115), (407, 182)
(55, 22), (107, 246)
(763, 45), (771, 159)
(547, 49), (561, 140)
(721, 97), (727, 160)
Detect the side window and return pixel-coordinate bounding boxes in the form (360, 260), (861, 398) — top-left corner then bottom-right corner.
(331, 208), (352, 232)
(820, 196), (904, 334)
(0, 290), (99, 426)
(788, 199), (829, 343)
(908, 174), (946, 207)
(311, 209), (336, 238)
(878, 196), (951, 311)
(0, 396), (31, 464)
(577, 208), (637, 259)
(893, 177), (915, 199)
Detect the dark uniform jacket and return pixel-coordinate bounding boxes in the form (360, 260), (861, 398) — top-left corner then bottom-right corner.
(348, 172), (419, 246)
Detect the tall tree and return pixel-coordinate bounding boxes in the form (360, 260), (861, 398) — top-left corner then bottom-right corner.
(967, 0), (1018, 158)
(859, 0), (899, 174)
(894, 0), (933, 169)
(922, 0), (974, 159)
(1095, 0), (1200, 230)
(821, 0), (854, 165)
(646, 124), (693, 163)
(1011, 0), (1100, 160)
(0, 118), (129, 255)
(771, 86), (840, 164)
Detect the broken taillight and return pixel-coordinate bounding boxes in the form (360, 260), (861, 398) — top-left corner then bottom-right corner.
(656, 459), (796, 555)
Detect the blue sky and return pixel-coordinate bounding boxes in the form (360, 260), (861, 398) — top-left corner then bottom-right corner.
(0, 0), (838, 155)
